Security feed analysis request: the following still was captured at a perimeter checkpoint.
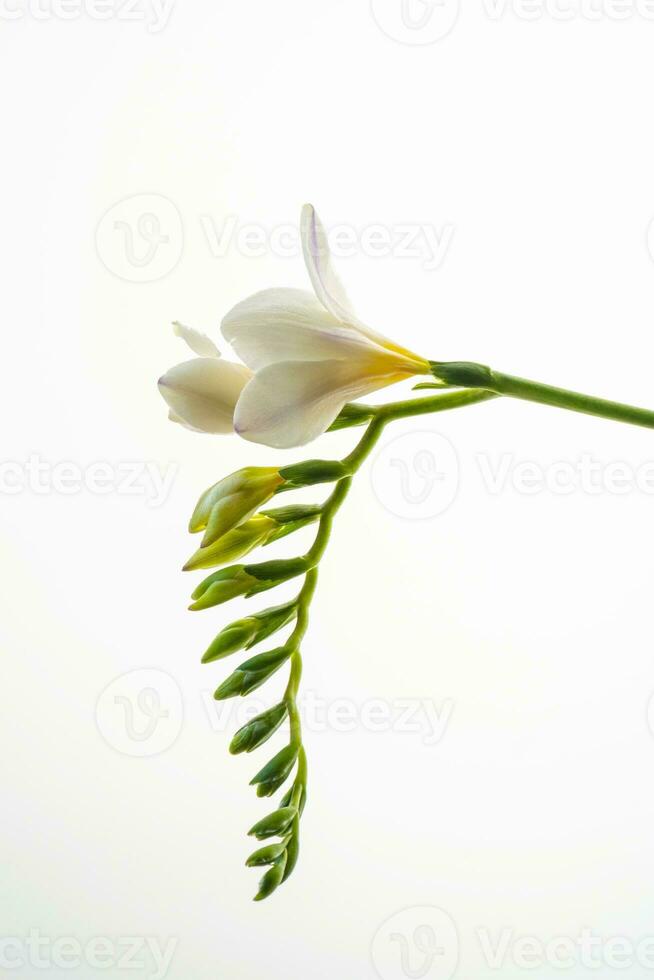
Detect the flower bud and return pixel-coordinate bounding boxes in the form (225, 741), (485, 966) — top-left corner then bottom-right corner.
(279, 459), (350, 487)
(214, 647), (291, 700)
(245, 841), (287, 867)
(248, 806), (297, 840)
(189, 565), (257, 611)
(183, 515), (277, 571)
(254, 855), (287, 902)
(191, 556), (308, 610)
(201, 622), (258, 663)
(189, 467), (284, 547)
(202, 600), (297, 664)
(250, 744), (299, 797)
(229, 702), (288, 755)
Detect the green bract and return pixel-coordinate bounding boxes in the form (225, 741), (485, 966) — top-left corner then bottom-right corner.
(279, 459), (350, 487)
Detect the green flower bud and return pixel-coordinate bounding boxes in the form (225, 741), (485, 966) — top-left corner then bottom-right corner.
(279, 459), (350, 487)
(248, 806), (297, 840)
(201, 622), (258, 663)
(254, 854), (287, 901)
(250, 744), (299, 797)
(193, 558), (307, 611)
(214, 647), (291, 700)
(189, 467), (284, 547)
(183, 515), (277, 571)
(245, 841), (287, 868)
(229, 702), (288, 755)
(202, 601), (297, 664)
(188, 566), (257, 611)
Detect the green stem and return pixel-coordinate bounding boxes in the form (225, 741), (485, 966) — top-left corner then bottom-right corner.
(285, 569), (317, 750)
(431, 361), (654, 430)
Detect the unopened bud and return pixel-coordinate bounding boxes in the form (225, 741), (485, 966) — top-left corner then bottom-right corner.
(246, 841), (287, 868)
(201, 622), (258, 663)
(184, 515), (277, 571)
(230, 702), (288, 755)
(250, 744), (299, 797)
(189, 467), (283, 547)
(189, 565), (256, 611)
(254, 856), (287, 902)
(248, 806), (297, 840)
(202, 600), (297, 663)
(214, 647), (291, 700)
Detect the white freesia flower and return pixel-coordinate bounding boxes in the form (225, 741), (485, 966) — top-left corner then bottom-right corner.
(158, 321), (251, 434)
(221, 204), (431, 448)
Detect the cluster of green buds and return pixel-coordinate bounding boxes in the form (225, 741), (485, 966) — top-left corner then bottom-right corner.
(184, 460), (349, 900)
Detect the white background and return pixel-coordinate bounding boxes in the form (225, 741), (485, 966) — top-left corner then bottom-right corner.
(2, 1), (654, 977)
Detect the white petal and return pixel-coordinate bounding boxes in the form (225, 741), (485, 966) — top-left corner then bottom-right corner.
(300, 203), (361, 327)
(300, 203), (427, 361)
(172, 320), (221, 358)
(168, 408), (204, 433)
(158, 358), (251, 434)
(233, 358), (406, 449)
(221, 287), (379, 371)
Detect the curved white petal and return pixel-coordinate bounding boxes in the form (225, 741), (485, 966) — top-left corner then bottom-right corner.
(158, 357), (251, 434)
(221, 287), (381, 371)
(300, 203), (361, 327)
(233, 358), (410, 449)
(173, 320), (221, 358)
(300, 203), (430, 368)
